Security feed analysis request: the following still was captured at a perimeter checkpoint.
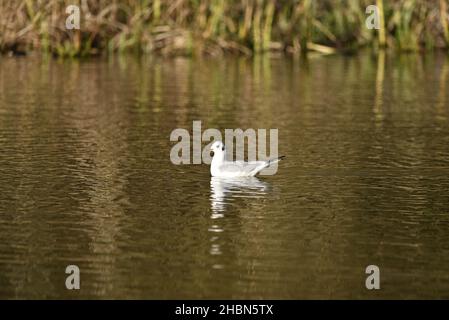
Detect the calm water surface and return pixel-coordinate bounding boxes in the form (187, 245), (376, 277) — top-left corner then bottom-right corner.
(0, 53), (449, 299)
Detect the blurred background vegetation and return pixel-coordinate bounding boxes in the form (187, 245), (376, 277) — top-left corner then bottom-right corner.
(1, 0), (449, 57)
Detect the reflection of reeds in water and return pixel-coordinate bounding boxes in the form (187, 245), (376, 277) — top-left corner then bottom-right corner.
(374, 50), (385, 126)
(436, 56), (449, 121)
(1, 0), (449, 57)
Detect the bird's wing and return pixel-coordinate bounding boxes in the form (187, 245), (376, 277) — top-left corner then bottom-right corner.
(220, 161), (268, 175)
(219, 156), (285, 176)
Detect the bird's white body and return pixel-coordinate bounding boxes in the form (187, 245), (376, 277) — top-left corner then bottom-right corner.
(209, 141), (284, 177)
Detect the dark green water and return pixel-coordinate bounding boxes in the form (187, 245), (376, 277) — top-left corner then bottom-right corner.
(0, 53), (449, 299)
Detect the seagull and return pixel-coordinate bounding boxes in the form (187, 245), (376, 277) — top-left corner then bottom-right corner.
(209, 141), (285, 177)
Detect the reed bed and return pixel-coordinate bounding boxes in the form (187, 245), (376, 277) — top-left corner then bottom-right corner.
(1, 0), (448, 57)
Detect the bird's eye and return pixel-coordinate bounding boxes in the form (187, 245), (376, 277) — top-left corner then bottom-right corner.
(222, 146), (224, 151)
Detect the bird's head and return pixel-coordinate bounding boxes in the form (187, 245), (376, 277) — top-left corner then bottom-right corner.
(210, 141), (225, 157)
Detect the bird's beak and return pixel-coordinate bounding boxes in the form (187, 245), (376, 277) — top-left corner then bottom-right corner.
(211, 151), (214, 157)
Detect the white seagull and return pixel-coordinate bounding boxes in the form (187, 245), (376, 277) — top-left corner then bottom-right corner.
(209, 141), (285, 178)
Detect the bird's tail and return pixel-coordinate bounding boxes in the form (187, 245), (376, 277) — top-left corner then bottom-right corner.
(268, 155), (286, 165)
(249, 155), (286, 176)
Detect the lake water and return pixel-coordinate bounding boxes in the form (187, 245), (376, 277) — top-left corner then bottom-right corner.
(0, 52), (448, 299)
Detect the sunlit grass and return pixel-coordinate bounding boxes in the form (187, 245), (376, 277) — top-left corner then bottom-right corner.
(0, 0), (448, 57)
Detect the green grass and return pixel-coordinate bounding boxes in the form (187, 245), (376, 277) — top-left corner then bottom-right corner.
(0, 0), (448, 57)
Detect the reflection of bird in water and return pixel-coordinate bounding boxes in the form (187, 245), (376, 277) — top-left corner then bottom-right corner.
(210, 177), (269, 215)
(208, 177), (270, 268)
(210, 141), (285, 177)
